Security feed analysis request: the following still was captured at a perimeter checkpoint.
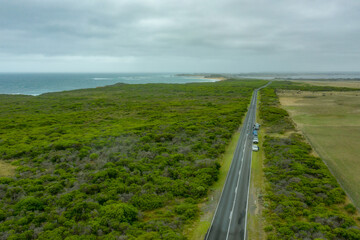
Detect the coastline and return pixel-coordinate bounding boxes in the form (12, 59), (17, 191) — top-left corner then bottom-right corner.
(0, 73), (223, 96)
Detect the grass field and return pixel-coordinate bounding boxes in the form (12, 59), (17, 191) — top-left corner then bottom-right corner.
(278, 90), (360, 209)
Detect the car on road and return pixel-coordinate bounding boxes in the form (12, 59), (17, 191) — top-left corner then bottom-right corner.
(253, 130), (258, 136)
(253, 137), (259, 144)
(252, 145), (259, 151)
(254, 123), (260, 130)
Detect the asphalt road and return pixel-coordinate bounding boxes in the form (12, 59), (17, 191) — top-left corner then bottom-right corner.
(205, 83), (269, 240)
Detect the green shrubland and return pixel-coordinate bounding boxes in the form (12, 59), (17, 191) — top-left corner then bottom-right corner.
(259, 88), (360, 239)
(0, 79), (266, 239)
(270, 80), (359, 91)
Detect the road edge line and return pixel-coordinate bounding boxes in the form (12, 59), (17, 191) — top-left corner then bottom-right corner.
(205, 92), (254, 240)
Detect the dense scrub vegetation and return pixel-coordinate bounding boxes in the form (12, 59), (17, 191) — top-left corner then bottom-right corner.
(270, 80), (359, 91)
(0, 80), (266, 239)
(259, 88), (360, 239)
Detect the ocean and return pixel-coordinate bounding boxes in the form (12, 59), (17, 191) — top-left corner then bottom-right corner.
(0, 73), (218, 96)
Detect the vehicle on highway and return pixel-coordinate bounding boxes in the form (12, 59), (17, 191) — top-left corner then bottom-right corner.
(252, 145), (259, 151)
(254, 123), (260, 130)
(253, 129), (258, 136)
(253, 137), (259, 144)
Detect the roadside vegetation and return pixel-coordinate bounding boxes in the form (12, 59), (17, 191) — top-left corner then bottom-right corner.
(0, 79), (266, 239)
(247, 96), (267, 240)
(185, 131), (241, 240)
(259, 88), (360, 240)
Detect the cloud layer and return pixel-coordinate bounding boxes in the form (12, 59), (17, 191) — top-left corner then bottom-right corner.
(1, 0), (360, 72)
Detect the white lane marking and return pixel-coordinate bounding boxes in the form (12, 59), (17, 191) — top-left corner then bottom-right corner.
(243, 134), (249, 153)
(225, 142), (246, 240)
(205, 118), (249, 240)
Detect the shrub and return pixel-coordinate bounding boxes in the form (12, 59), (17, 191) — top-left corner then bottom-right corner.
(0, 209), (6, 221)
(344, 203), (357, 214)
(100, 203), (138, 224)
(174, 203), (199, 221)
(64, 201), (99, 221)
(15, 196), (44, 212)
(48, 183), (64, 195)
(0, 177), (14, 184)
(89, 153), (99, 160)
(37, 227), (68, 240)
(264, 225), (273, 232)
(130, 194), (166, 211)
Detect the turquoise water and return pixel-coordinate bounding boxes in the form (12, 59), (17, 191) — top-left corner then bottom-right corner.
(0, 73), (218, 95)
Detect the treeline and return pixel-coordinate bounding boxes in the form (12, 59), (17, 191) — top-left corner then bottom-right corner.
(270, 80), (359, 91)
(0, 80), (266, 239)
(259, 88), (360, 239)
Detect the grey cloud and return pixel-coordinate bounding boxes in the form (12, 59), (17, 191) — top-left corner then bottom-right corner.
(0, 0), (360, 72)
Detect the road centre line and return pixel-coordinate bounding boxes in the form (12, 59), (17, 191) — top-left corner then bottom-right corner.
(225, 138), (246, 240)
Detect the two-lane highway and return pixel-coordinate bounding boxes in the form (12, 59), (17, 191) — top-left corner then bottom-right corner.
(205, 83), (269, 240)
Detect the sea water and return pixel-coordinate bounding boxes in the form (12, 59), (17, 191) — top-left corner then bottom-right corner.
(0, 73), (218, 96)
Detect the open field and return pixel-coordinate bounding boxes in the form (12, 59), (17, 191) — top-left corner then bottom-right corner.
(292, 80), (360, 89)
(278, 90), (360, 208)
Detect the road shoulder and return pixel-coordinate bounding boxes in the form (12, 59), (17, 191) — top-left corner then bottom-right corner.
(247, 92), (267, 240)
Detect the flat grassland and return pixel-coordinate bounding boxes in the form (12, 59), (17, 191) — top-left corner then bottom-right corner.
(278, 90), (360, 208)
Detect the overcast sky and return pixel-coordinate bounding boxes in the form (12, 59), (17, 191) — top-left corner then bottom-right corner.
(1, 0), (360, 73)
